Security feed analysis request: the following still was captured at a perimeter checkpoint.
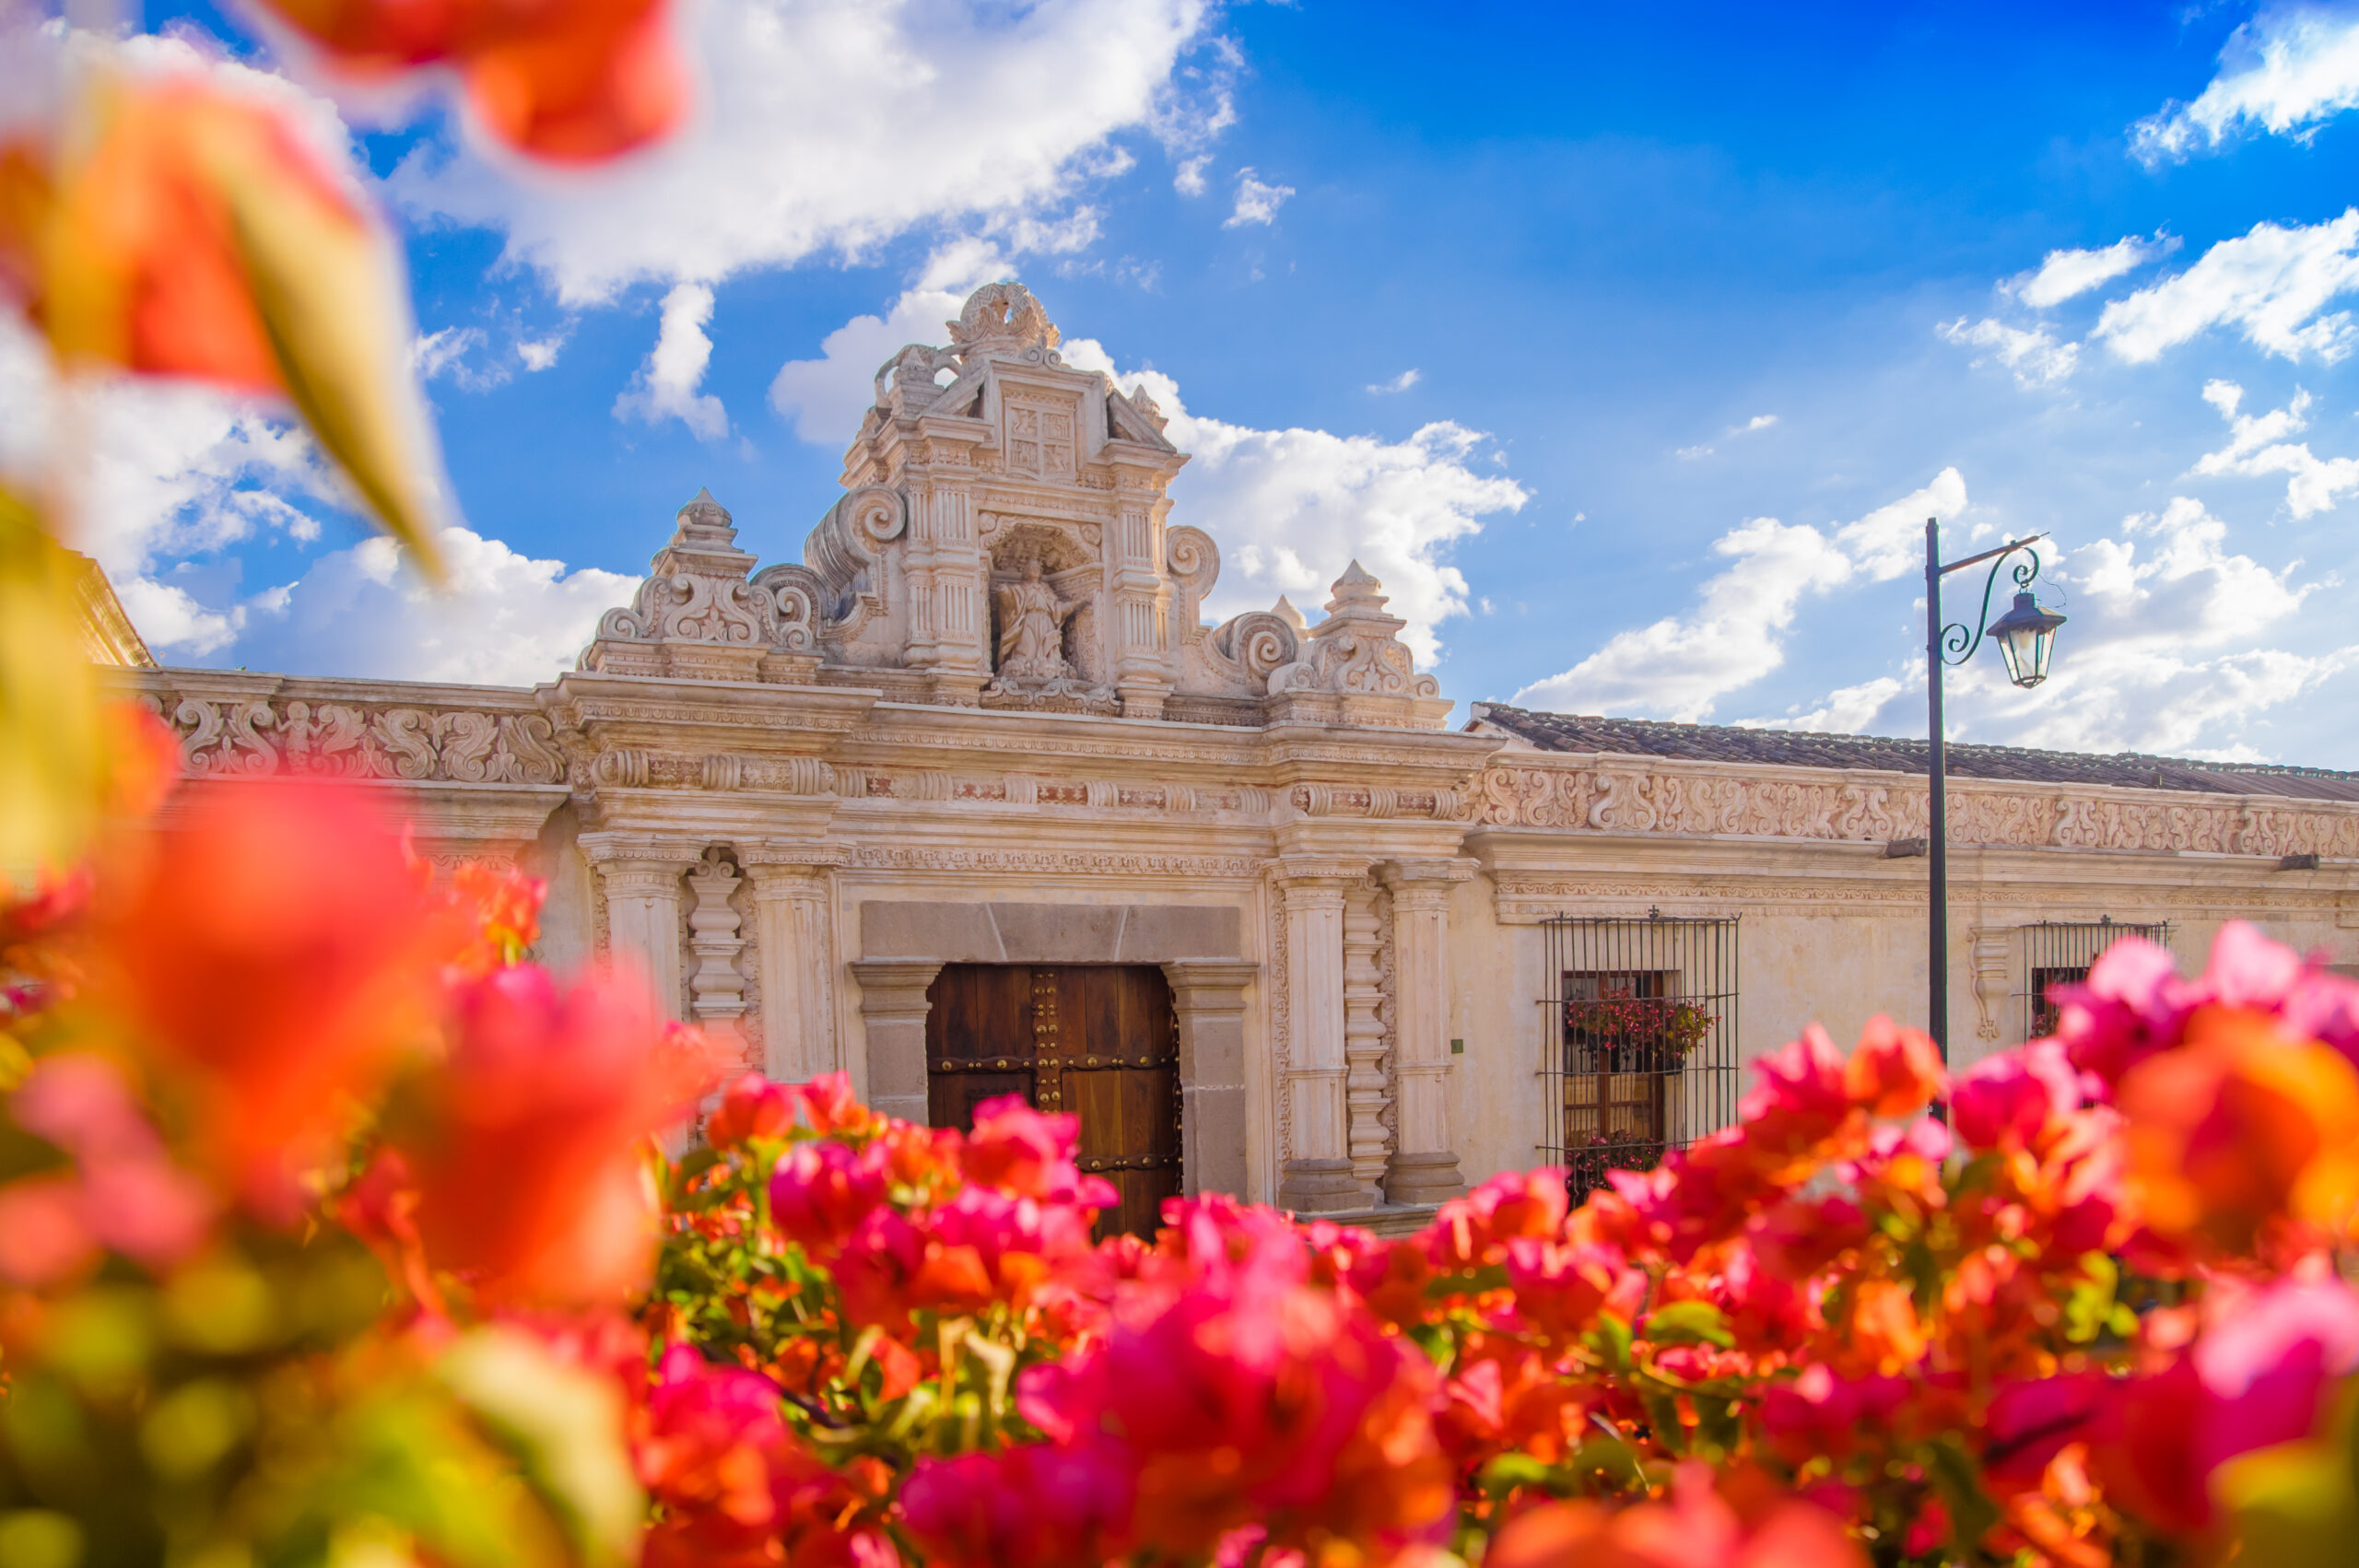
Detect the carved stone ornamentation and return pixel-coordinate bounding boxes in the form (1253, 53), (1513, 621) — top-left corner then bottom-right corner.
(1264, 564), (1450, 731)
(581, 490), (823, 684)
(686, 848), (750, 1057)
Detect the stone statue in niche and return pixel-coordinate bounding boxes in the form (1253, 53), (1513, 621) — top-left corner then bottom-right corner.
(993, 559), (1081, 683)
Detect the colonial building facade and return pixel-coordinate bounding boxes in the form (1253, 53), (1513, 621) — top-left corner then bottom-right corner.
(109, 284), (2359, 1224)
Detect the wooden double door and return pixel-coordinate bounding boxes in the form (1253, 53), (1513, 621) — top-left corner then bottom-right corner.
(924, 964), (1182, 1239)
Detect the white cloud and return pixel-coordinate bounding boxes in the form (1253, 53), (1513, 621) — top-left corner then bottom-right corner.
(1224, 167), (1295, 228)
(412, 325), (511, 392)
(1731, 414), (1778, 435)
(2189, 379), (2359, 516)
(615, 284), (729, 440)
(1174, 155), (1212, 195)
(767, 241), (1016, 445)
(518, 334), (568, 371)
(2094, 209), (2359, 363)
(1939, 317), (2081, 385)
(237, 527), (641, 685)
(1367, 369), (1420, 394)
(1741, 675), (1907, 735)
(2135, 9), (2359, 162)
(1058, 341), (1525, 664)
(115, 578), (243, 655)
(1511, 469), (1966, 721)
(1981, 496), (2339, 757)
(2007, 232), (2177, 308)
(1673, 443), (1714, 461)
(391, 0), (1222, 302)
(1755, 493), (2339, 760)
(0, 316), (345, 579)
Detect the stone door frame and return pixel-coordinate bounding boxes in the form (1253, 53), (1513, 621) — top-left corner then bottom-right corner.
(847, 901), (1253, 1197)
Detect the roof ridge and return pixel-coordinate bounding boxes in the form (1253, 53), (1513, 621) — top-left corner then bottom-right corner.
(1465, 703), (2359, 793)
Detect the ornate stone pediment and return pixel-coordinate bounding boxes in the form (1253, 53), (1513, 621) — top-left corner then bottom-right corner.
(581, 490), (821, 685)
(574, 284), (1447, 730)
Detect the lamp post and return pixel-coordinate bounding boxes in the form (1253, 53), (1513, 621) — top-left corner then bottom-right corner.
(1925, 517), (2066, 1077)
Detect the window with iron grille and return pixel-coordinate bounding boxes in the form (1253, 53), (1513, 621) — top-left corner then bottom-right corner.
(2017, 919), (2170, 1040)
(1540, 913), (1740, 1202)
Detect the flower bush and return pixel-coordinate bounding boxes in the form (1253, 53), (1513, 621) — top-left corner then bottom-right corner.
(6, 772), (2359, 1565)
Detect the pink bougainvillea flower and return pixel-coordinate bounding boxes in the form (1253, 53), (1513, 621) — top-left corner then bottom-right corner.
(384, 963), (718, 1305)
(248, 0), (688, 162)
(901, 1437), (1137, 1568)
(1951, 1039), (2081, 1154)
(768, 1136), (889, 1257)
(1485, 1461), (1869, 1568)
(2117, 1003), (2359, 1254)
(705, 1071), (795, 1149)
(1841, 1014), (1946, 1119)
(2052, 935), (2189, 1088)
(2092, 1277), (2359, 1535)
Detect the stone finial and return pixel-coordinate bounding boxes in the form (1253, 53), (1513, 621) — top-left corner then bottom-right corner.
(1263, 559), (1444, 723)
(1128, 383), (1168, 434)
(945, 281), (1061, 360)
(672, 487), (736, 548)
(1272, 595), (1307, 633)
(1325, 560), (1387, 616)
(578, 489), (824, 684)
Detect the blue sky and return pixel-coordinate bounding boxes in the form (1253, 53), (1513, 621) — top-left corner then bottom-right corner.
(14, 1), (2359, 764)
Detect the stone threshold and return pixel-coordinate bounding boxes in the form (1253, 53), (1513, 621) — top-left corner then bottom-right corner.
(1299, 1203), (1441, 1237)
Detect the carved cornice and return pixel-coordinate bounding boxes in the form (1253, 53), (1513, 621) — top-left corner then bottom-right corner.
(847, 845), (1262, 879)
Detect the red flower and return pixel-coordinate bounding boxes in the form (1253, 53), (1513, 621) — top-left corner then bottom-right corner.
(386, 963), (717, 1305)
(706, 1072), (795, 1149)
(97, 779), (443, 1217)
(250, 0), (689, 162)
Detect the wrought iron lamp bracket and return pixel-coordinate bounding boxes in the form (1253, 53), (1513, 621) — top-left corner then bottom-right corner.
(1937, 541), (2043, 669)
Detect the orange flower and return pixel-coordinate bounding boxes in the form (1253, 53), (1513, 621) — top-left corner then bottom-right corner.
(95, 779), (444, 1218)
(2118, 1004), (2359, 1254)
(1487, 1462), (1868, 1568)
(386, 964), (719, 1305)
(0, 76), (447, 571)
(251, 0), (687, 161)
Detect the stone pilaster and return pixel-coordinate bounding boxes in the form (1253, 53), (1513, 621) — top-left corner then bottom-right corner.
(745, 849), (845, 1083)
(1382, 858), (1474, 1205)
(579, 833), (698, 1023)
(1274, 859), (1363, 1212)
(848, 958), (944, 1127)
(1342, 887), (1390, 1202)
(1163, 959), (1257, 1199)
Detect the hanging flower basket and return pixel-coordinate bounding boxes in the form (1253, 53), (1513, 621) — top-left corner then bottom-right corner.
(1563, 995), (1717, 1072)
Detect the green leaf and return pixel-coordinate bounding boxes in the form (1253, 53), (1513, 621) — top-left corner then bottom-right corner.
(437, 1327), (644, 1568)
(1478, 1452), (1555, 1500)
(1585, 1312), (1635, 1371)
(1643, 1300), (1733, 1349)
(1925, 1435), (2001, 1551)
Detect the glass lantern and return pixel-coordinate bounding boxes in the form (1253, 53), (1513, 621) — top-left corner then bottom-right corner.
(1985, 591), (2066, 688)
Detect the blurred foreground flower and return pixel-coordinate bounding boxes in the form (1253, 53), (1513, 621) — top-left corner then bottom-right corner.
(248, 0), (689, 161)
(0, 74), (447, 576)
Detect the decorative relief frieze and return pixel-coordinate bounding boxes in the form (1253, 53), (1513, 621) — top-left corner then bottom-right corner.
(144, 691), (568, 786)
(1473, 757), (2359, 860)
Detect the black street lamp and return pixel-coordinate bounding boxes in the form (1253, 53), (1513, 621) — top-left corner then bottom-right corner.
(1925, 518), (2066, 1076)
